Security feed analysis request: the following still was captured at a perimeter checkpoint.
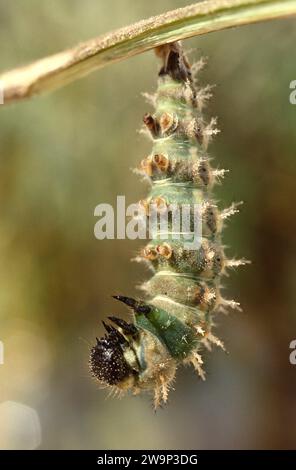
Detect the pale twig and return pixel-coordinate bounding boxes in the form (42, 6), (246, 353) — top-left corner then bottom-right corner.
(1, 0), (296, 105)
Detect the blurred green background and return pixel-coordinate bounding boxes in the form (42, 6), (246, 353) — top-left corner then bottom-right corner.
(0, 0), (296, 450)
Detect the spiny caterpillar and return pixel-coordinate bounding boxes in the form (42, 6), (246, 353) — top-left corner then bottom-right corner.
(90, 42), (249, 408)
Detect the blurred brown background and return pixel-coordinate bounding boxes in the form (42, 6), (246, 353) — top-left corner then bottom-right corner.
(0, 0), (296, 450)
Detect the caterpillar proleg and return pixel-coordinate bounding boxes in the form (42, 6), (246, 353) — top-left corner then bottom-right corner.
(89, 42), (248, 408)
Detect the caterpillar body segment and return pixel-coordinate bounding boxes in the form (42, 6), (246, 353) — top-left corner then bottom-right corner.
(89, 42), (246, 408)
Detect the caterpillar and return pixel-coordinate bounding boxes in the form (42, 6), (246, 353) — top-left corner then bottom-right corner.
(89, 42), (249, 408)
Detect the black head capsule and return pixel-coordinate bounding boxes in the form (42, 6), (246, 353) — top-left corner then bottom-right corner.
(89, 324), (135, 386)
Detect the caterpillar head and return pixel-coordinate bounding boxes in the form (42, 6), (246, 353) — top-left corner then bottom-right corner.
(89, 296), (178, 406)
(89, 310), (140, 390)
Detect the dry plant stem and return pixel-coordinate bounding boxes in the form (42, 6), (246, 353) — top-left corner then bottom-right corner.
(1, 0), (296, 105)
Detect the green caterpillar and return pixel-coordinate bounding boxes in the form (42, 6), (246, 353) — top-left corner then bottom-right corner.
(89, 42), (248, 408)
